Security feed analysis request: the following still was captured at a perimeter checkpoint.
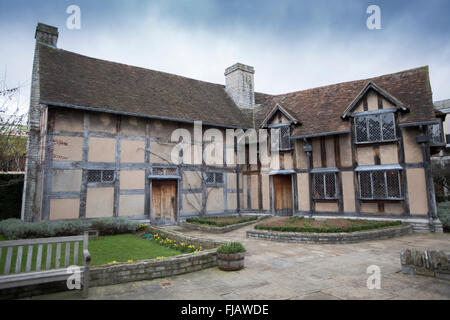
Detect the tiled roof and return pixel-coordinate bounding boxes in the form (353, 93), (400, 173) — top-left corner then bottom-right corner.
(434, 99), (450, 113)
(38, 43), (436, 136)
(38, 44), (253, 128)
(254, 66), (436, 137)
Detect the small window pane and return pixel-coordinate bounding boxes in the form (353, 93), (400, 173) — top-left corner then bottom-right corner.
(278, 126), (291, 150)
(215, 173), (224, 184)
(165, 168), (177, 176)
(386, 170), (401, 198)
(314, 174), (325, 199)
(359, 172), (372, 198)
(87, 170), (102, 183)
(206, 172), (215, 184)
(325, 173), (336, 198)
(153, 168), (164, 176)
(368, 115), (382, 142)
(381, 113), (395, 140)
(355, 117), (368, 142)
(102, 170), (115, 182)
(372, 171), (386, 199)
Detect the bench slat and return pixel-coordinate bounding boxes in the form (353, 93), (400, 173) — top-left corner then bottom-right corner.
(64, 242), (70, 267)
(4, 247), (13, 275)
(45, 244), (52, 270)
(55, 243), (61, 269)
(36, 245), (43, 272)
(25, 246), (33, 273)
(73, 242), (79, 265)
(0, 235), (84, 248)
(15, 246), (23, 273)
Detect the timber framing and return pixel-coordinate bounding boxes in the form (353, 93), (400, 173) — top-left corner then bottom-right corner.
(22, 23), (442, 232)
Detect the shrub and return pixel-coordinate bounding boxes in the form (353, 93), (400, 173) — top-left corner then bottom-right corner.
(90, 218), (141, 236)
(437, 202), (450, 232)
(217, 242), (246, 254)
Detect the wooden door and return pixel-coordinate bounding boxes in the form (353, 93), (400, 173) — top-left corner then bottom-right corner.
(152, 180), (177, 223)
(273, 175), (293, 213)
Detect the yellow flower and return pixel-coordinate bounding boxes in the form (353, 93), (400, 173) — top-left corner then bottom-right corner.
(128, 260), (133, 263)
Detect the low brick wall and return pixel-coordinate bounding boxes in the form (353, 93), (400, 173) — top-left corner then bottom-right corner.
(246, 225), (412, 244)
(400, 248), (450, 281)
(90, 250), (217, 287)
(182, 215), (269, 234)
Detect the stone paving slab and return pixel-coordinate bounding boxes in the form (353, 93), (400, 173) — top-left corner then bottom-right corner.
(26, 222), (450, 300)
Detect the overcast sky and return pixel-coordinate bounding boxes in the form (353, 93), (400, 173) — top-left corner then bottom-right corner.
(0, 0), (449, 114)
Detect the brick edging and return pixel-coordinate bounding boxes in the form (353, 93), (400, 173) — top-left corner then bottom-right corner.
(90, 249), (218, 287)
(246, 224), (413, 244)
(181, 215), (270, 233)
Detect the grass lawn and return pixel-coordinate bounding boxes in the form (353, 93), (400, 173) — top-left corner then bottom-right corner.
(186, 215), (258, 227)
(255, 216), (402, 233)
(0, 234), (181, 275)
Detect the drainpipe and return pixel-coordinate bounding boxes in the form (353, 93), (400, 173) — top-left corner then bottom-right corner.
(303, 139), (313, 217)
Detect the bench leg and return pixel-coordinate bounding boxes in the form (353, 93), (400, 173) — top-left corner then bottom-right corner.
(82, 268), (89, 299)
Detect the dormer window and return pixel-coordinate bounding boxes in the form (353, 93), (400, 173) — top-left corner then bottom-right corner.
(354, 112), (396, 143)
(279, 125), (291, 151)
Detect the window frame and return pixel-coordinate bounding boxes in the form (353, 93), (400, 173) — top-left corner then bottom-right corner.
(427, 120), (445, 146)
(353, 111), (397, 144)
(151, 166), (178, 176)
(357, 169), (403, 201)
(205, 171), (225, 187)
(312, 170), (338, 200)
(87, 169), (115, 184)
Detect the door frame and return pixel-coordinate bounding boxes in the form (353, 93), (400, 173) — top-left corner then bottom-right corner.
(149, 177), (180, 225)
(270, 173), (297, 216)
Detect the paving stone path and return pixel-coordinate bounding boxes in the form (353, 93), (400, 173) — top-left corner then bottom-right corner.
(31, 223), (450, 300)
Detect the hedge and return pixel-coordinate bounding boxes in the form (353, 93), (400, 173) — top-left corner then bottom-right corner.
(437, 202), (450, 232)
(0, 218), (142, 240)
(186, 216), (258, 227)
(254, 220), (403, 234)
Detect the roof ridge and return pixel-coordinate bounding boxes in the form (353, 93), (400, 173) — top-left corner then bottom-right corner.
(269, 66), (429, 98)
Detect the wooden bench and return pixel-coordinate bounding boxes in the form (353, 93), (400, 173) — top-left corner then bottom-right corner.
(0, 232), (91, 298)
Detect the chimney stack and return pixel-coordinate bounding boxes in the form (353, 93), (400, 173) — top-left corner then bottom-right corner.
(35, 23), (58, 47)
(224, 63), (255, 109)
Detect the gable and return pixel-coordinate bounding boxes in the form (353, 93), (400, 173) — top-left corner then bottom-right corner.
(341, 82), (408, 119)
(260, 104), (299, 128)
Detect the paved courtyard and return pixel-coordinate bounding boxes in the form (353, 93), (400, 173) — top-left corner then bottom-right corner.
(31, 224), (450, 300)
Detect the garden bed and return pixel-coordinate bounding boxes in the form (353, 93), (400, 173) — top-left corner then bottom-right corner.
(255, 216), (403, 233)
(182, 215), (269, 233)
(247, 216), (411, 244)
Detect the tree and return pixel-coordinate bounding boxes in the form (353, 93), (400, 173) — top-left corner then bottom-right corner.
(0, 75), (27, 172)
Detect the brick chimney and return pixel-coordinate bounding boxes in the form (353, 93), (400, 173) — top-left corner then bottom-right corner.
(224, 63), (255, 109)
(35, 23), (58, 47)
